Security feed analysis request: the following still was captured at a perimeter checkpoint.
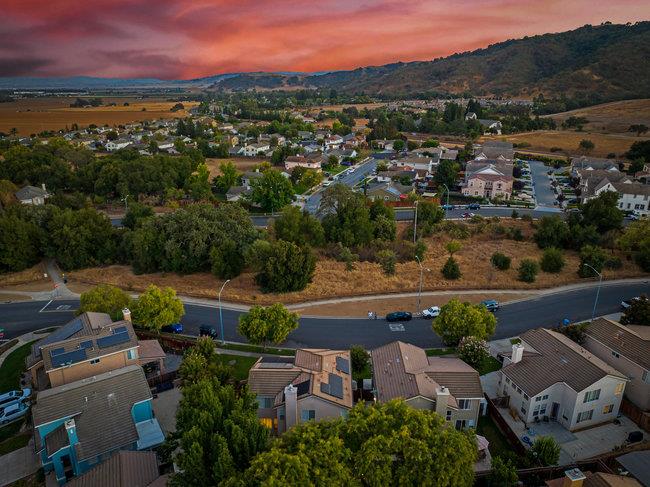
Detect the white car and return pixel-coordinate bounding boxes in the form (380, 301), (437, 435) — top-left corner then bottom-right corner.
(422, 306), (441, 318)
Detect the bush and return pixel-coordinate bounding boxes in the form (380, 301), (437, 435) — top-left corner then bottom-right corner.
(337, 246), (358, 271)
(518, 259), (539, 283)
(442, 257), (461, 280)
(210, 239), (245, 279)
(507, 227), (524, 241)
(489, 456), (518, 487)
(511, 210), (519, 219)
(604, 257), (622, 269)
(491, 252), (511, 270)
(578, 245), (607, 277)
(377, 249), (396, 276)
(540, 247), (565, 273)
(457, 336), (489, 369)
(530, 436), (561, 466)
(255, 240), (316, 292)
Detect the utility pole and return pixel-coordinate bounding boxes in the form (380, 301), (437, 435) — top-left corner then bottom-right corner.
(415, 255), (425, 314)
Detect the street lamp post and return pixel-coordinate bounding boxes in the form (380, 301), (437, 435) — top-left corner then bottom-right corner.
(413, 200), (419, 244)
(218, 279), (231, 345)
(582, 264), (603, 322)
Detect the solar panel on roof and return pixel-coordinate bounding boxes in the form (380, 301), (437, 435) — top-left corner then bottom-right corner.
(79, 340), (93, 350)
(320, 382), (330, 395)
(335, 357), (350, 375)
(295, 380), (310, 396)
(40, 318), (84, 348)
(97, 332), (130, 349)
(328, 374), (344, 399)
(50, 347), (65, 356)
(51, 348), (87, 368)
(112, 326), (128, 335)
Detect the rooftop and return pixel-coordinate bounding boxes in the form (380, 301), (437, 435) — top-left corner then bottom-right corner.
(585, 318), (650, 370)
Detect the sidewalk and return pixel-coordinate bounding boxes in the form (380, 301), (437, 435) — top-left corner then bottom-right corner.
(0, 331), (40, 368)
(0, 438), (40, 487)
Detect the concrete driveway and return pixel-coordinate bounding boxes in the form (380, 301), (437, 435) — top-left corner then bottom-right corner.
(0, 438), (40, 487)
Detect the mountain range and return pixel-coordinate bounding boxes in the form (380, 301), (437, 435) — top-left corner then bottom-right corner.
(1, 22), (649, 100)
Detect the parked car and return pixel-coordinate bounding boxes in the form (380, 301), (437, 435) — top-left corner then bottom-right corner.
(0, 389), (31, 408)
(199, 325), (218, 339)
(421, 306), (440, 318)
(0, 401), (30, 425)
(461, 212), (475, 219)
(386, 311), (412, 322)
(441, 204), (456, 210)
(162, 323), (183, 334)
(481, 300), (500, 312)
(467, 203), (481, 210)
(621, 297), (641, 310)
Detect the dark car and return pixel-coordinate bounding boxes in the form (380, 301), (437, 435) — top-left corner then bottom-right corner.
(467, 203), (481, 210)
(161, 323), (183, 334)
(441, 204), (456, 210)
(199, 325), (218, 339)
(481, 300), (499, 312)
(386, 311), (412, 322)
(621, 297), (641, 310)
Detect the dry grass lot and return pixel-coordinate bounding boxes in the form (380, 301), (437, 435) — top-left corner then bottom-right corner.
(545, 99), (650, 134)
(0, 97), (198, 135)
(0, 263), (49, 289)
(205, 157), (263, 177)
(68, 220), (646, 305)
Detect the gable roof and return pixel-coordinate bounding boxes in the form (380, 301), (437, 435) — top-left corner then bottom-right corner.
(585, 318), (650, 370)
(15, 185), (49, 200)
(502, 328), (627, 396)
(66, 451), (160, 487)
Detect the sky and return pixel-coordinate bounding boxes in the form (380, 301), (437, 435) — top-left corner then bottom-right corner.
(1, 0), (649, 79)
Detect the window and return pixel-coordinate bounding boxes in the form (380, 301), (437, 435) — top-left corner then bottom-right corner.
(533, 404), (541, 416)
(90, 358), (100, 365)
(520, 406), (527, 415)
(258, 397), (273, 409)
(301, 409), (316, 421)
(278, 407), (285, 420)
(577, 410), (594, 423)
(540, 404), (547, 415)
(602, 404), (614, 414)
(615, 383), (624, 395)
(455, 419), (467, 430)
(127, 349), (136, 360)
(446, 410), (452, 421)
(612, 351), (620, 358)
(535, 396), (542, 402)
(458, 399), (471, 410)
(583, 389), (601, 403)
(542, 394), (548, 400)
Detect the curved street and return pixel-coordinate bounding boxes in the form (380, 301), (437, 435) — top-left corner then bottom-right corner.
(1, 280), (647, 349)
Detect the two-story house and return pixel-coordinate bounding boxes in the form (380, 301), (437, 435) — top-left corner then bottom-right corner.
(499, 329), (628, 431)
(371, 341), (485, 430)
(462, 165), (513, 200)
(247, 349), (353, 434)
(583, 318), (650, 411)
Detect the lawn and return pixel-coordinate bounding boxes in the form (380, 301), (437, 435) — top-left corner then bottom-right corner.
(477, 356), (502, 376)
(217, 343), (295, 356)
(216, 354), (258, 381)
(425, 348), (456, 357)
(0, 433), (30, 455)
(0, 341), (35, 392)
(477, 415), (513, 460)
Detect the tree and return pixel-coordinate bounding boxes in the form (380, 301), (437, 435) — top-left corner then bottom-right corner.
(131, 285), (184, 332)
(628, 124), (649, 136)
(457, 336), (489, 369)
(350, 345), (370, 377)
(530, 436), (561, 466)
(377, 249), (397, 276)
(491, 252), (511, 270)
(446, 240), (462, 256)
(432, 299), (497, 346)
(0, 214), (42, 273)
(625, 140), (650, 161)
(178, 337), (234, 386)
(122, 202), (154, 230)
(238, 303), (299, 348)
(489, 456), (518, 487)
(518, 259), (539, 283)
(214, 161), (240, 194)
(254, 240), (316, 293)
(620, 296), (650, 326)
(79, 285), (131, 321)
(578, 245), (607, 277)
(210, 239), (245, 279)
(580, 191), (623, 233)
(435, 159), (460, 189)
(578, 139), (595, 154)
(534, 215), (569, 248)
(249, 169), (294, 212)
(322, 189), (374, 247)
(393, 139), (405, 151)
(442, 257), (461, 280)
(540, 247), (565, 273)
(422, 138), (439, 148)
(0, 179), (17, 207)
(618, 220), (650, 272)
(185, 162), (212, 200)
(273, 205), (324, 247)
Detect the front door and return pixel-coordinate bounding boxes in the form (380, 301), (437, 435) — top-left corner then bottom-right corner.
(550, 402), (559, 420)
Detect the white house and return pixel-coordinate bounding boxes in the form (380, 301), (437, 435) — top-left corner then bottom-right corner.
(105, 139), (133, 151)
(585, 182), (650, 216)
(243, 142), (271, 157)
(284, 156), (322, 172)
(324, 135), (344, 150)
(15, 184), (50, 205)
(478, 119), (502, 135)
(499, 329), (628, 431)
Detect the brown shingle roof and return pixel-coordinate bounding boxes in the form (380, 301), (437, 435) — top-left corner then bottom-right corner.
(502, 329), (627, 396)
(66, 451), (160, 487)
(585, 318), (650, 370)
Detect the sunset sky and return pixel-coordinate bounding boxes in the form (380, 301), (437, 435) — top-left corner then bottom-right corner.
(1, 0), (649, 79)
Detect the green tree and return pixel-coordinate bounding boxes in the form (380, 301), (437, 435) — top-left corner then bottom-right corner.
(628, 124), (649, 136)
(0, 214), (42, 273)
(393, 139), (405, 151)
(422, 139), (439, 148)
(350, 345), (370, 377)
(620, 296), (650, 326)
(489, 455), (518, 487)
(433, 299), (497, 346)
(122, 202), (154, 230)
(578, 139), (595, 154)
(530, 436), (561, 466)
(578, 245), (607, 277)
(132, 285), (185, 332)
(250, 169), (295, 212)
(210, 239), (245, 279)
(185, 162), (212, 200)
(377, 249), (397, 276)
(178, 337), (233, 386)
(79, 285), (131, 321)
(534, 215), (569, 248)
(0, 179), (17, 207)
(490, 252), (511, 270)
(238, 303), (299, 348)
(442, 257), (461, 280)
(540, 247), (565, 273)
(254, 240), (316, 293)
(214, 161), (240, 194)
(618, 220), (650, 272)
(518, 259), (539, 283)
(446, 240), (462, 256)
(580, 191), (623, 233)
(435, 159), (460, 189)
(457, 336), (489, 369)
(322, 190), (374, 247)
(273, 206), (325, 247)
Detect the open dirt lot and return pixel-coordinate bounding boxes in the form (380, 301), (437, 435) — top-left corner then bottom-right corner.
(68, 220), (647, 305)
(485, 130), (646, 158)
(545, 99), (650, 134)
(0, 264), (49, 289)
(0, 97), (198, 135)
(205, 157), (263, 177)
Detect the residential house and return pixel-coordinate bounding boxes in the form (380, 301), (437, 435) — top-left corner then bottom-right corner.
(105, 139), (132, 152)
(247, 349), (353, 434)
(284, 155), (322, 172)
(65, 451), (164, 487)
(366, 181), (412, 202)
(545, 468), (643, 487)
(462, 166), (513, 200)
(393, 155), (437, 174)
(583, 179), (650, 216)
(32, 365), (164, 485)
(583, 318), (650, 411)
(570, 157), (620, 178)
(243, 142), (270, 157)
(242, 170), (264, 188)
(325, 148), (357, 163)
(324, 135), (344, 150)
(372, 139), (397, 151)
(465, 112), (477, 120)
(259, 133), (285, 146)
(371, 341), (485, 430)
(498, 329), (628, 431)
(225, 186), (250, 202)
(478, 119), (503, 135)
(474, 140), (514, 161)
(575, 169), (630, 201)
(228, 145), (244, 156)
(15, 184), (50, 205)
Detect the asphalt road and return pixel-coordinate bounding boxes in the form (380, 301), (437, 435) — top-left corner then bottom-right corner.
(2, 281), (647, 349)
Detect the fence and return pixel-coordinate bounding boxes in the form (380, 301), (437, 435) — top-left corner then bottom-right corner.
(620, 398), (650, 432)
(484, 394), (526, 456)
(135, 330), (197, 355)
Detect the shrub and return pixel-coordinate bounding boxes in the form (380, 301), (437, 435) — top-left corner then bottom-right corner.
(255, 240), (316, 292)
(604, 257), (622, 269)
(350, 345), (370, 376)
(442, 257), (461, 280)
(518, 259), (539, 283)
(555, 322), (587, 344)
(511, 210), (519, 219)
(210, 240), (245, 279)
(507, 227), (524, 241)
(377, 249), (396, 276)
(540, 247), (565, 273)
(337, 246), (358, 271)
(490, 456), (518, 487)
(491, 252), (511, 270)
(530, 436), (561, 466)
(578, 245), (607, 277)
(457, 336), (489, 369)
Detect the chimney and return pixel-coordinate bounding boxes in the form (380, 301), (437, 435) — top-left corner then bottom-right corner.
(511, 343), (524, 364)
(122, 308), (132, 322)
(41, 183), (46, 191)
(435, 385), (450, 417)
(284, 384), (298, 430)
(563, 469), (586, 487)
(64, 418), (79, 444)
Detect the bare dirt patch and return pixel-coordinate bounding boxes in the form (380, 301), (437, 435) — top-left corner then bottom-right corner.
(0, 293), (31, 302)
(0, 263), (49, 289)
(67, 219), (647, 305)
(545, 99), (650, 135)
(205, 157), (263, 177)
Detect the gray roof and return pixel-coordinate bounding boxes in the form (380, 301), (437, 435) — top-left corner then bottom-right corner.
(67, 451), (160, 487)
(15, 185), (48, 201)
(585, 318), (650, 370)
(33, 365), (152, 461)
(617, 451), (650, 487)
(502, 329), (627, 396)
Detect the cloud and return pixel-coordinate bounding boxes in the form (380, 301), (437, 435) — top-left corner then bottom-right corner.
(0, 57), (52, 77)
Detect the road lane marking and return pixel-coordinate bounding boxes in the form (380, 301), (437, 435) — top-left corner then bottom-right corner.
(39, 300), (53, 313)
(389, 323), (405, 332)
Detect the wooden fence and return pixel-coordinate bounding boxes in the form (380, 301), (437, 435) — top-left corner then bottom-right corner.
(620, 398), (650, 432)
(484, 394), (526, 456)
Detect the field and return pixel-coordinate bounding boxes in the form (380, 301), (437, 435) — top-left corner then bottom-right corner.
(205, 157), (263, 177)
(484, 130), (647, 158)
(0, 263), (49, 288)
(67, 220), (646, 306)
(545, 99), (650, 134)
(0, 96), (198, 135)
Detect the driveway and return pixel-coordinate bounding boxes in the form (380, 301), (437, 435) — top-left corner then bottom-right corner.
(0, 438), (40, 486)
